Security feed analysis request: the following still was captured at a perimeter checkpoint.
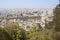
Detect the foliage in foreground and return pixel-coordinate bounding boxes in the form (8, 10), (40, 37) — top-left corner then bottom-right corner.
(28, 24), (54, 40)
(0, 22), (26, 40)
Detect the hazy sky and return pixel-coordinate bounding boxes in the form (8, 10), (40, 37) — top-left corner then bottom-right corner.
(0, 0), (59, 9)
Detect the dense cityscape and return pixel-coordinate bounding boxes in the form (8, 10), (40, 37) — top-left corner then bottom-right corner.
(0, 9), (53, 30)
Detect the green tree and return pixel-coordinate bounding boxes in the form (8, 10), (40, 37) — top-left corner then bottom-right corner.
(0, 27), (13, 40)
(53, 4), (60, 31)
(53, 4), (60, 40)
(4, 22), (26, 40)
(28, 24), (53, 40)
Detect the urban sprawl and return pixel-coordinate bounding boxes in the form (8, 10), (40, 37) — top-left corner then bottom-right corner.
(0, 9), (53, 30)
